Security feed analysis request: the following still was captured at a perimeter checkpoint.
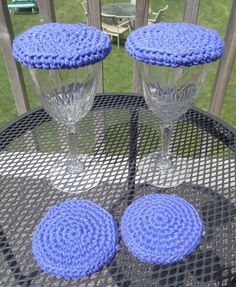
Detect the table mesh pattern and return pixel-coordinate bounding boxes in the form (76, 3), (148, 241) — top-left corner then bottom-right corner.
(0, 93), (235, 287)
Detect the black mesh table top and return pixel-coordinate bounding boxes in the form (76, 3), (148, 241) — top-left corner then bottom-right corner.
(0, 93), (236, 287)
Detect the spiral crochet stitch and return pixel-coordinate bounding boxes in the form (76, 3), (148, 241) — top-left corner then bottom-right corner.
(32, 200), (119, 279)
(125, 23), (224, 67)
(13, 23), (111, 69)
(121, 194), (203, 264)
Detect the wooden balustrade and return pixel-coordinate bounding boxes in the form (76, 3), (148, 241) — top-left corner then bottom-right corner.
(37, 0), (56, 23)
(0, 0), (29, 114)
(133, 0), (149, 94)
(87, 0), (103, 92)
(209, 0), (236, 116)
(183, 0), (200, 23)
(0, 0), (235, 119)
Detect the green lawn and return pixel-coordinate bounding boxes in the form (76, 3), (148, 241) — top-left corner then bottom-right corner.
(0, 0), (235, 128)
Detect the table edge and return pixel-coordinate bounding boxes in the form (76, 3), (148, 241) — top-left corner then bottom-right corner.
(0, 92), (235, 136)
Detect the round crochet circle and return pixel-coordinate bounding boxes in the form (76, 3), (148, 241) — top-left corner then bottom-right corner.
(125, 22), (224, 67)
(32, 200), (119, 279)
(13, 23), (111, 69)
(121, 194), (203, 264)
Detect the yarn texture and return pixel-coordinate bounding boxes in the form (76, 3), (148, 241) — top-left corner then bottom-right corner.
(125, 23), (224, 67)
(121, 194), (203, 264)
(32, 200), (119, 279)
(13, 23), (111, 69)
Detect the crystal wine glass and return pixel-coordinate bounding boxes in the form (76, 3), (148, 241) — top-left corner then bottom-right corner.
(13, 23), (112, 192)
(138, 63), (207, 187)
(29, 65), (100, 192)
(125, 23), (224, 187)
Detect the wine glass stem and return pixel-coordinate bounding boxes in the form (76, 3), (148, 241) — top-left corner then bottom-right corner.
(66, 125), (85, 174)
(159, 122), (173, 168)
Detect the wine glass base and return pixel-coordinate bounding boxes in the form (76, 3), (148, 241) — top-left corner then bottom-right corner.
(137, 153), (190, 188)
(49, 160), (103, 193)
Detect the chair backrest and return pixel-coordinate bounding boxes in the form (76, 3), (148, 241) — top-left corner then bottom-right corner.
(81, 0), (87, 15)
(101, 14), (119, 27)
(153, 5), (168, 23)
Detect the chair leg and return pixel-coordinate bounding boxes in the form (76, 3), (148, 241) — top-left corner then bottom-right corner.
(117, 35), (120, 50)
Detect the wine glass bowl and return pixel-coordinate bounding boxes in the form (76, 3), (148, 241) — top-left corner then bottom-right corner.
(30, 66), (98, 127)
(140, 64), (207, 123)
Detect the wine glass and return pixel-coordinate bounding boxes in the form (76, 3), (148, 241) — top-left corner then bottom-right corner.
(138, 63), (207, 187)
(29, 65), (100, 192)
(13, 23), (111, 192)
(125, 23), (224, 187)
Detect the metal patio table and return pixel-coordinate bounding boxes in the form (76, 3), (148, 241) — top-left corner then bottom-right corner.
(102, 3), (136, 18)
(101, 3), (136, 29)
(0, 93), (236, 287)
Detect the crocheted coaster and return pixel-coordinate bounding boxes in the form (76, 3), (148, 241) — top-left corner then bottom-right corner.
(13, 23), (111, 69)
(121, 194), (203, 264)
(32, 200), (119, 279)
(125, 23), (224, 67)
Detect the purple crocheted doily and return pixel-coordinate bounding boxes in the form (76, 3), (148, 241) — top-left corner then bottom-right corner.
(32, 200), (119, 279)
(125, 22), (224, 67)
(121, 194), (203, 264)
(13, 23), (111, 69)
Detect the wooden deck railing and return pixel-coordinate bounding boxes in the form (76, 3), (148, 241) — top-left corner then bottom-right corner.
(0, 0), (29, 114)
(0, 0), (235, 118)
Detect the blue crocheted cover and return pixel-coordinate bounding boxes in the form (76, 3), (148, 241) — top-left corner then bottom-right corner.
(13, 23), (111, 69)
(32, 200), (119, 279)
(121, 194), (203, 264)
(125, 23), (224, 67)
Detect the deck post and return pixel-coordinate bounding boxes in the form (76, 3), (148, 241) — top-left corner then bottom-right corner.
(37, 0), (56, 23)
(133, 0), (149, 94)
(183, 0), (200, 23)
(0, 0), (30, 114)
(209, 0), (236, 117)
(87, 0), (103, 93)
